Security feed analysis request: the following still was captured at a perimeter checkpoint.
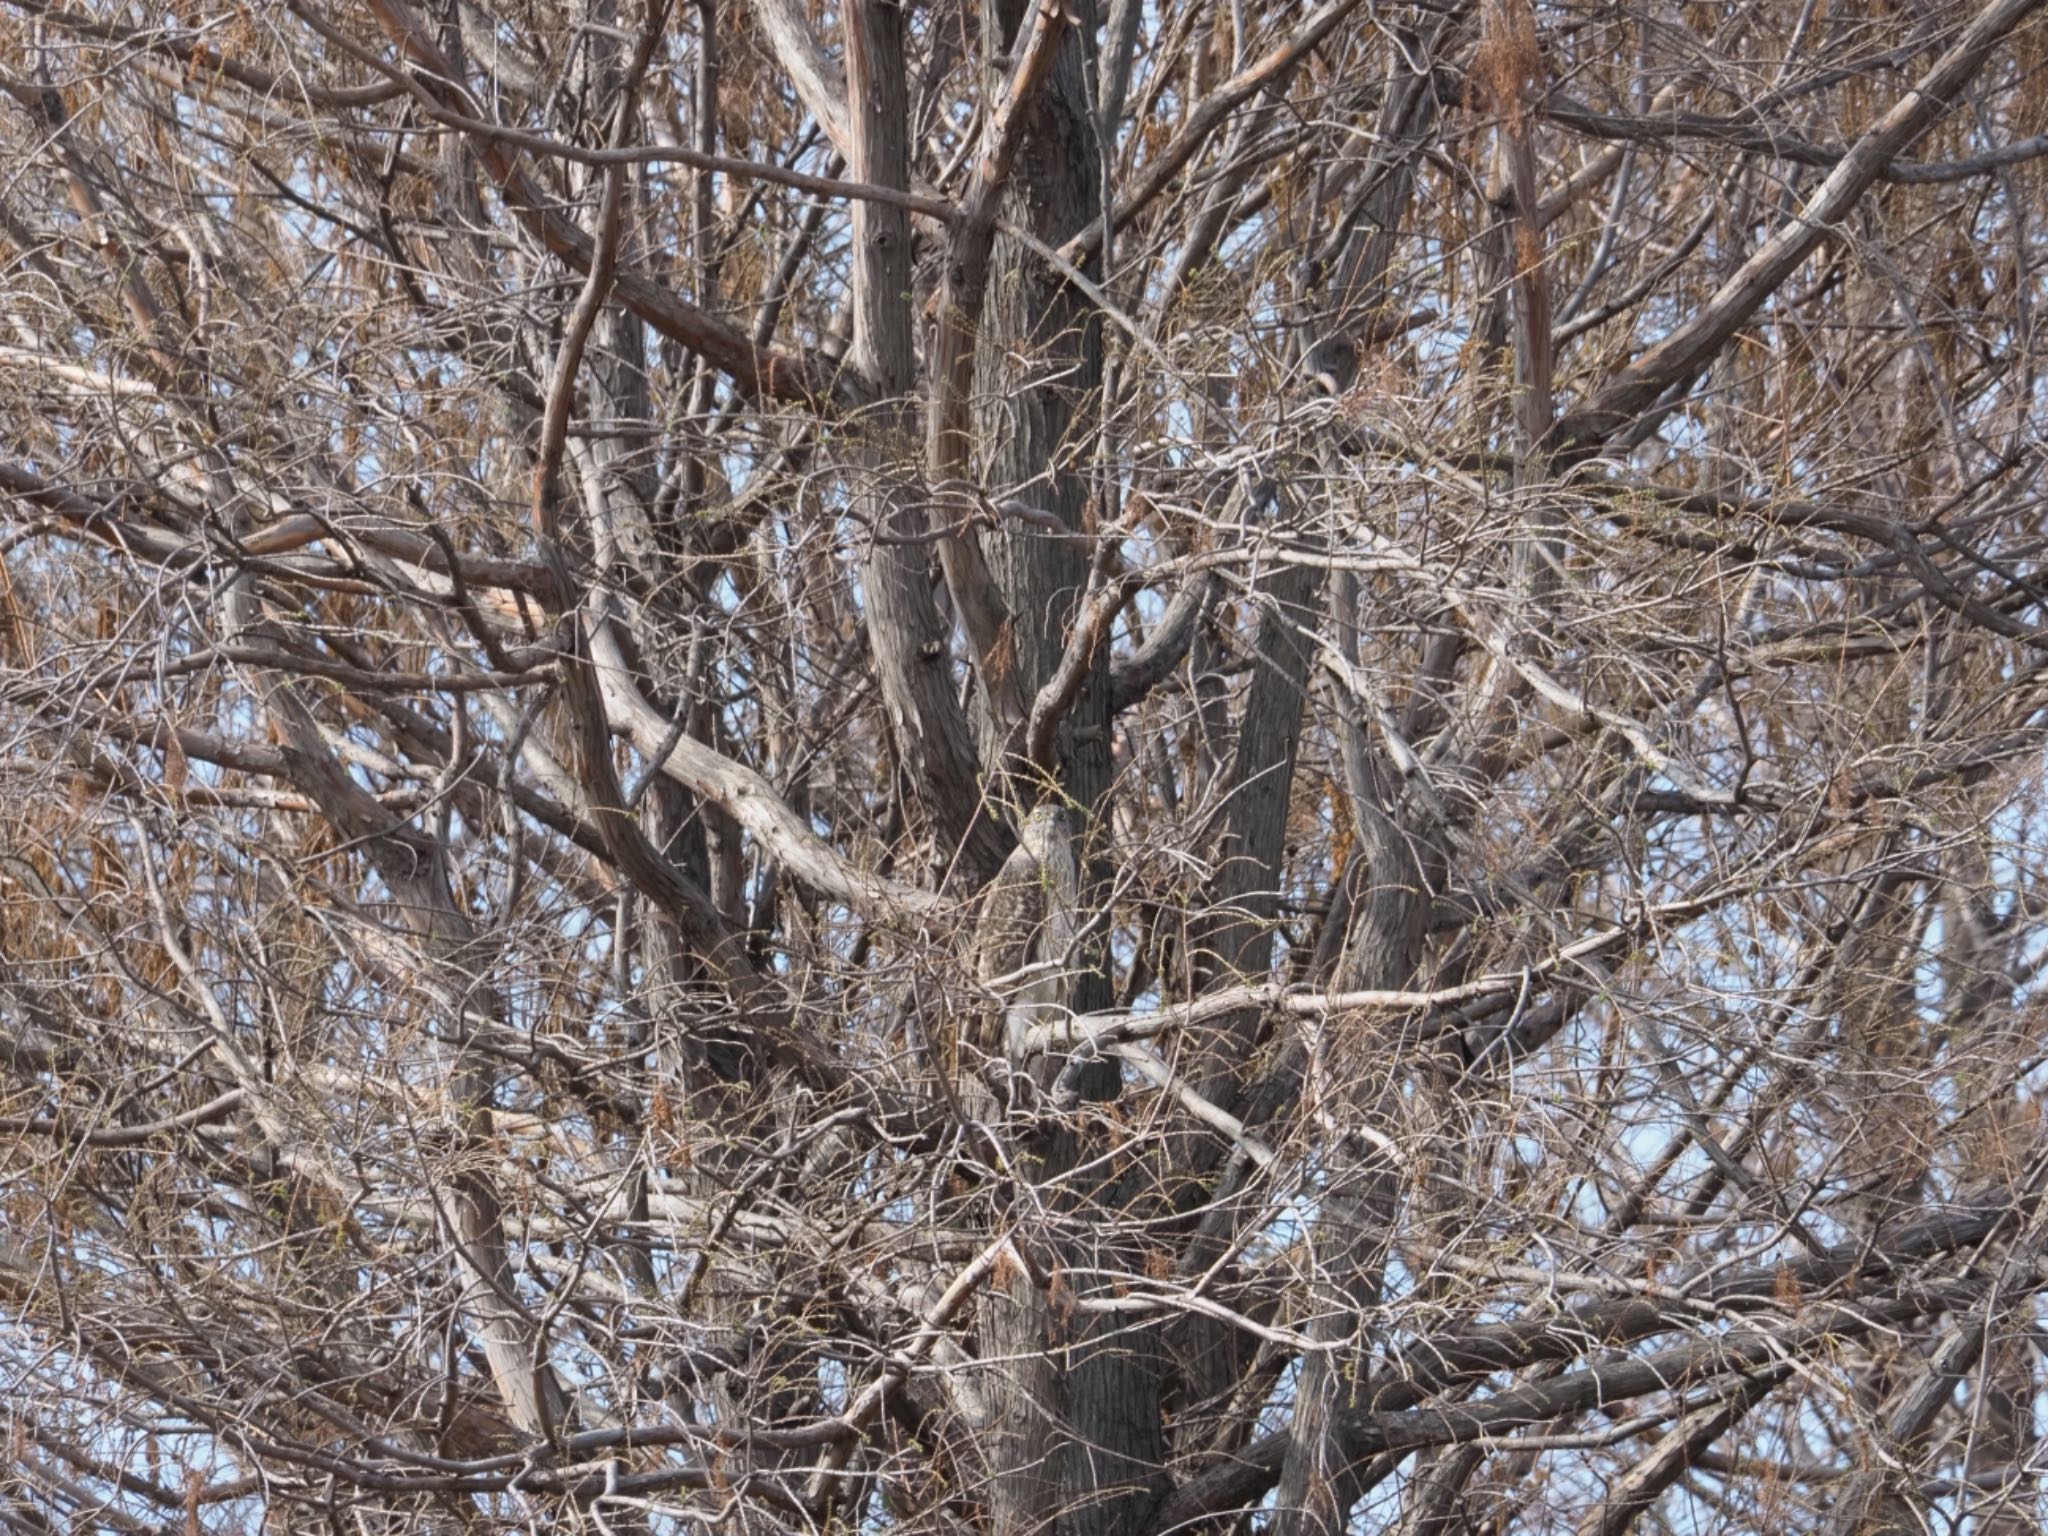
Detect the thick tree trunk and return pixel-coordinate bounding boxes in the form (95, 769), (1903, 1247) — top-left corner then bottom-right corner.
(967, 6), (1172, 1531)
(848, 0), (1005, 880)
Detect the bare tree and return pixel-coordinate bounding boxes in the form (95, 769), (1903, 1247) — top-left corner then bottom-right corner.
(5, 0), (2048, 1531)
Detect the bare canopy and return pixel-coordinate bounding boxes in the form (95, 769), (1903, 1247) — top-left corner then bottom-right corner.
(5, 0), (2048, 1532)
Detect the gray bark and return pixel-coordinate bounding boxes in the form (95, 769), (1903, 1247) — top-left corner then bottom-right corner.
(849, 0), (1007, 880)
(972, 5), (1169, 1530)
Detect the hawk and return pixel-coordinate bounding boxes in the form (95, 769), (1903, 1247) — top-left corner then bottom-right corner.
(967, 803), (1081, 1068)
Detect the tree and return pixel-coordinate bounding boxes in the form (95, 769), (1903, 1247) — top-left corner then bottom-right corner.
(4, 0), (2048, 1529)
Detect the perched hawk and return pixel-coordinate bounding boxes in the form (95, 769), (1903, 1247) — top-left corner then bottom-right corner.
(967, 803), (1081, 1067)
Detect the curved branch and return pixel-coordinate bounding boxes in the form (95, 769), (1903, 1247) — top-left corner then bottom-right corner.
(1555, 0), (2048, 452)
(585, 609), (944, 922)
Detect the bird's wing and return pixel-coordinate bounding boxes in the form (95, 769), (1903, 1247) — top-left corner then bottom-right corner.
(973, 834), (1045, 992)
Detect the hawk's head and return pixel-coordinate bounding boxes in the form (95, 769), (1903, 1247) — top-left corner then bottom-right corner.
(1017, 801), (1078, 867)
